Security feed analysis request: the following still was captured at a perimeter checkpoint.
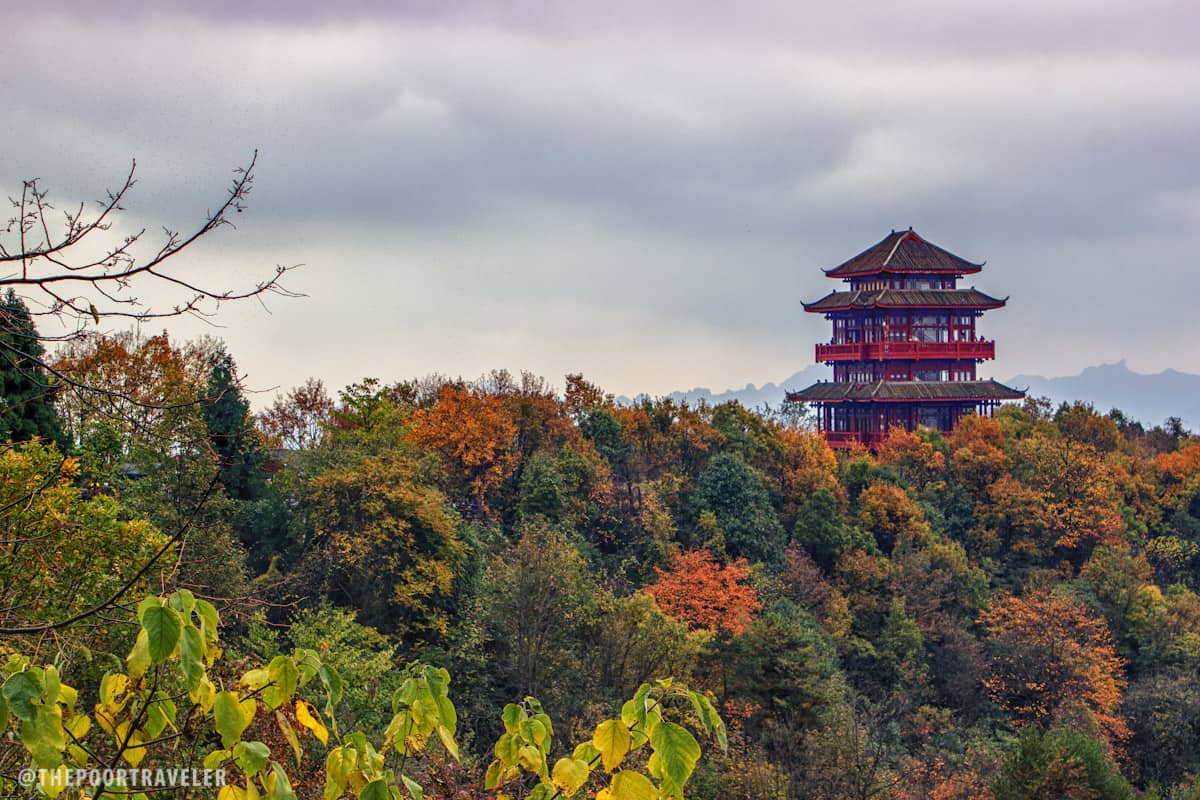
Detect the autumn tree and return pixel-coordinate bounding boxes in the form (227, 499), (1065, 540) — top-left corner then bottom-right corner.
(646, 548), (761, 635)
(979, 589), (1130, 745)
(409, 384), (519, 516)
(258, 377), (334, 450)
(306, 452), (466, 642)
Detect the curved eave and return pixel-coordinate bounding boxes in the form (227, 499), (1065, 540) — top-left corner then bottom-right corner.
(822, 265), (983, 278)
(801, 295), (1009, 313)
(794, 393), (1025, 404)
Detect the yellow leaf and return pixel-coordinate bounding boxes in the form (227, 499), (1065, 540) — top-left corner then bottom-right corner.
(295, 699), (328, 746)
(551, 756), (590, 797)
(592, 719), (632, 773)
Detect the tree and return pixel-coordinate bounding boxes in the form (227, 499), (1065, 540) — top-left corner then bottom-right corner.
(992, 728), (1133, 800)
(646, 549), (761, 636)
(258, 377), (334, 451)
(306, 453), (467, 642)
(409, 385), (519, 516)
(202, 345), (263, 501)
(693, 453), (786, 566)
(0, 290), (66, 447)
(792, 488), (873, 572)
(979, 589), (1130, 745)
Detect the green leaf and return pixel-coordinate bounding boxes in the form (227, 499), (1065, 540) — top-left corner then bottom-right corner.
(518, 744), (547, 777)
(649, 721), (700, 797)
(233, 741), (271, 776)
(21, 703), (66, 768)
(294, 650), (321, 687)
(401, 775), (424, 800)
(501, 702), (524, 734)
(141, 603), (183, 664)
(180, 623), (205, 692)
(275, 711), (303, 766)
(520, 717), (548, 747)
(204, 748), (231, 770)
(360, 779), (390, 800)
(494, 732), (520, 764)
(195, 599), (221, 645)
(607, 770), (657, 800)
(687, 690), (727, 751)
(435, 724), (460, 761)
(214, 691), (256, 748)
(3, 671), (42, 721)
(484, 759), (503, 790)
(169, 589), (196, 615)
(318, 664), (342, 709)
(592, 719), (632, 773)
(127, 630), (152, 680)
(262, 656), (299, 711)
(551, 756), (590, 797)
(573, 741), (601, 764)
(268, 762), (296, 800)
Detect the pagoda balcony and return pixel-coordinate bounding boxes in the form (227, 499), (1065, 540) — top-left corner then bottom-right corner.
(815, 339), (995, 363)
(823, 430), (886, 448)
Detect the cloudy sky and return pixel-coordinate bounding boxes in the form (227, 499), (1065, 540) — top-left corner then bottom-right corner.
(5, 1), (1199, 402)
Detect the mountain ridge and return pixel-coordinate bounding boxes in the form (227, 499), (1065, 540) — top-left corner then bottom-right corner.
(627, 361), (1199, 429)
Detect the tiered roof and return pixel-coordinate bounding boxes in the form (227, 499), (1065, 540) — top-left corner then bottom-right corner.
(788, 379), (1024, 403)
(803, 288), (1006, 313)
(824, 229), (983, 278)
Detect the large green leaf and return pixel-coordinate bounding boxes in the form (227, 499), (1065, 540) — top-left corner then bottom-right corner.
(180, 623), (205, 692)
(262, 656), (299, 711)
(3, 671), (43, 721)
(233, 741), (271, 776)
(141, 603), (183, 664)
(213, 691), (256, 748)
(649, 721), (700, 797)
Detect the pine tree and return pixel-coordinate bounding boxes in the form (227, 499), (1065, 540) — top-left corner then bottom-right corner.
(201, 346), (262, 500)
(0, 290), (67, 448)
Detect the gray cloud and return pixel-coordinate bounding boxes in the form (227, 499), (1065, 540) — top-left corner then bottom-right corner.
(4, 3), (1199, 401)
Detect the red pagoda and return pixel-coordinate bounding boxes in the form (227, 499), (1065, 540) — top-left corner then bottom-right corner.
(787, 229), (1024, 448)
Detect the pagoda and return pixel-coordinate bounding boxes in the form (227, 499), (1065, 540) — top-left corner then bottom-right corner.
(787, 229), (1024, 448)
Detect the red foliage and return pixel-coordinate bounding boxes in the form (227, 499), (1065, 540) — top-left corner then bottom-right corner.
(646, 549), (761, 635)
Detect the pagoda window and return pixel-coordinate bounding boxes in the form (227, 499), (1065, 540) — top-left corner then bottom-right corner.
(914, 368), (949, 382)
(911, 313), (948, 343)
(918, 407), (952, 429)
(952, 313), (976, 341)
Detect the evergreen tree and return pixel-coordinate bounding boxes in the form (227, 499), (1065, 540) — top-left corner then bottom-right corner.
(201, 346), (262, 500)
(0, 290), (67, 448)
(694, 453), (786, 565)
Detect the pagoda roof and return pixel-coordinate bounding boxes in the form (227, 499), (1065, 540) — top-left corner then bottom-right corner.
(803, 288), (1007, 313)
(824, 230), (983, 277)
(786, 379), (1025, 403)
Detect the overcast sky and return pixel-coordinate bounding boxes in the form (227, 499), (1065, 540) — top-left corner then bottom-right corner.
(5, 1), (1199, 402)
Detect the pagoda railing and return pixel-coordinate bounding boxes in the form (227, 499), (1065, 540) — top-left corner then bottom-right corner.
(823, 430), (886, 448)
(815, 339), (995, 363)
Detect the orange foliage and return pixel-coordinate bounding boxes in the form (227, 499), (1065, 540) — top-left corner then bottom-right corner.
(408, 385), (518, 512)
(979, 590), (1130, 745)
(777, 427), (843, 508)
(877, 426), (946, 486)
(945, 414), (1008, 495)
(646, 549), (761, 635)
(856, 481), (929, 552)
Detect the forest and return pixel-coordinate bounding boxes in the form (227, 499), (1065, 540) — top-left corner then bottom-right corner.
(3, 292), (1200, 799)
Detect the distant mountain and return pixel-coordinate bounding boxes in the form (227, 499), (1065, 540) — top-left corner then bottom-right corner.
(620, 365), (830, 410)
(633, 360), (1199, 430)
(1007, 360), (1200, 429)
